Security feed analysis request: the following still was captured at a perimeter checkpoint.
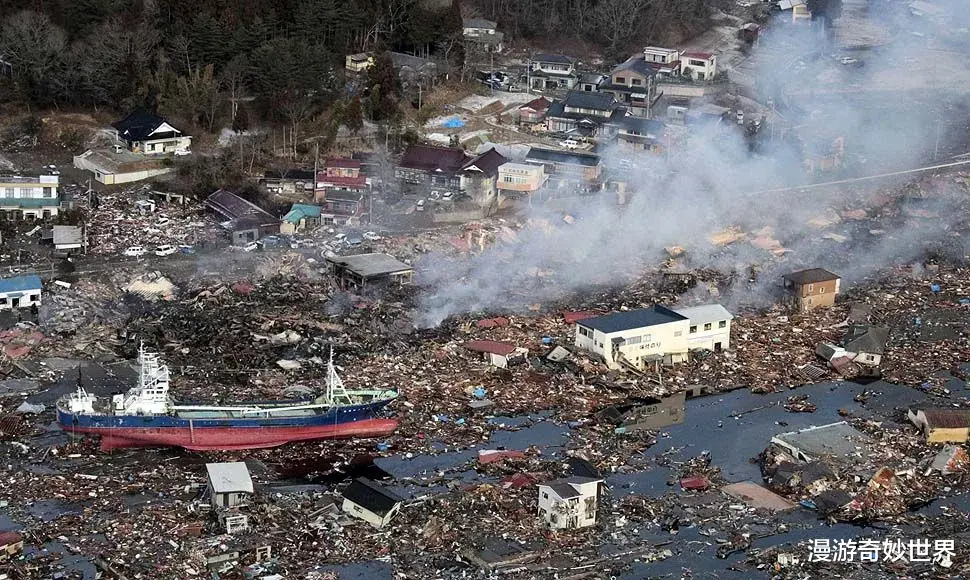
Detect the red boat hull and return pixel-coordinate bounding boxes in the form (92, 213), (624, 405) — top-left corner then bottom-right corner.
(65, 418), (400, 451)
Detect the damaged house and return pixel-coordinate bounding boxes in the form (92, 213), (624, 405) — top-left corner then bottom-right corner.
(672, 304), (733, 353)
(782, 268), (841, 312)
(537, 476), (603, 530)
(205, 189), (281, 246)
(908, 408), (970, 443)
(460, 147), (508, 215)
(341, 478), (404, 529)
(573, 306), (690, 370)
(464, 339), (528, 368)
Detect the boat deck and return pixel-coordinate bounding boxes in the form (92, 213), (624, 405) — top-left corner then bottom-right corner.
(176, 407), (323, 419)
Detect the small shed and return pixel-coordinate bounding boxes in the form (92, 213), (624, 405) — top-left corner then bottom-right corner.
(908, 408), (970, 443)
(341, 477), (405, 529)
(0, 275), (42, 310)
(206, 462), (254, 508)
(464, 339), (528, 368)
(0, 531), (23, 560)
(52, 225), (84, 251)
(325, 253), (414, 289)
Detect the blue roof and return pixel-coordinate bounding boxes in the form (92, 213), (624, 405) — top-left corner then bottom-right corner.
(0, 275), (42, 294)
(283, 203), (322, 223)
(577, 306), (687, 333)
(442, 117), (465, 129)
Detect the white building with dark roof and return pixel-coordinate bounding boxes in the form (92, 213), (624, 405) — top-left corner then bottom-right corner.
(573, 305), (690, 369)
(537, 476), (603, 529)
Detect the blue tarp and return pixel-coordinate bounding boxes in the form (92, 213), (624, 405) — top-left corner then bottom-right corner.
(442, 117), (465, 128)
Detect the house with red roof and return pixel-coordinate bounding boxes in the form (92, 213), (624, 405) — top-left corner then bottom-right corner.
(315, 157), (367, 203)
(518, 96), (552, 125)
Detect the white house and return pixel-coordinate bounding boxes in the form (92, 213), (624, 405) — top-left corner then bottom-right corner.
(574, 306), (690, 370)
(0, 174), (60, 219)
(73, 149), (175, 185)
(341, 478), (404, 529)
(206, 462), (254, 509)
(673, 304), (733, 352)
(680, 51), (717, 80)
(537, 476), (603, 530)
(111, 109), (192, 155)
(463, 18), (504, 53)
(643, 47), (681, 75)
(0, 275), (41, 310)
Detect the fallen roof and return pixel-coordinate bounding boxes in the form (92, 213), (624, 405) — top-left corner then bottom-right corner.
(783, 268), (840, 284)
(52, 225), (83, 246)
(342, 478), (404, 517)
(722, 481), (795, 511)
(325, 253), (413, 278)
(843, 324), (889, 354)
(205, 461), (254, 494)
(914, 408), (970, 429)
(577, 305), (687, 334)
(0, 275), (42, 294)
(205, 189), (278, 224)
(465, 340), (518, 356)
(771, 422), (872, 461)
(673, 304), (734, 325)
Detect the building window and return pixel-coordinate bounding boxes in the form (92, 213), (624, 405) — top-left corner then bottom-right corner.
(704, 323), (712, 331)
(632, 78), (642, 85)
(0, 298), (6, 305)
(615, 76), (625, 84)
(43, 187), (52, 197)
(20, 188), (30, 197)
(542, 492), (548, 499)
(719, 320), (727, 328)
(578, 327), (591, 338)
(626, 335), (642, 345)
(807, 283), (814, 292)
(865, 354), (875, 361)
(689, 325), (697, 334)
(4, 188), (12, 198)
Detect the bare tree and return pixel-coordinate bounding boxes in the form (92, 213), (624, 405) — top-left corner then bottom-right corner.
(0, 10), (67, 103)
(593, 0), (649, 54)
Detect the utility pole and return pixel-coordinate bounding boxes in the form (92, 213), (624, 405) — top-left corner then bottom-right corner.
(314, 142), (319, 197)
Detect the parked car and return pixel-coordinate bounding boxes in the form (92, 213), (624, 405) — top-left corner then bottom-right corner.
(333, 233), (347, 244)
(416, 199), (426, 212)
(441, 191), (454, 201)
(363, 231), (383, 241)
(242, 241), (258, 252)
(155, 245), (177, 257)
(123, 246), (146, 257)
(173, 149), (191, 156)
(178, 245), (195, 254)
(344, 231), (364, 246)
(559, 139), (580, 150)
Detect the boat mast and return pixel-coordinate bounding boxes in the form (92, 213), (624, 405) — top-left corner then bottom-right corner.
(326, 347), (352, 405)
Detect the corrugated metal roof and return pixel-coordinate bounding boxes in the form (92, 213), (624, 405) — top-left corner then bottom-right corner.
(205, 461), (253, 494)
(920, 409), (970, 429)
(0, 275), (41, 294)
(673, 304), (733, 325)
(465, 340), (517, 356)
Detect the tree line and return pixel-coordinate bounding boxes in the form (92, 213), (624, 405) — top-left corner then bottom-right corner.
(0, 0), (462, 134)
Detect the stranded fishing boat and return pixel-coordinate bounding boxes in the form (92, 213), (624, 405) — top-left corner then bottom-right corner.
(56, 346), (399, 451)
